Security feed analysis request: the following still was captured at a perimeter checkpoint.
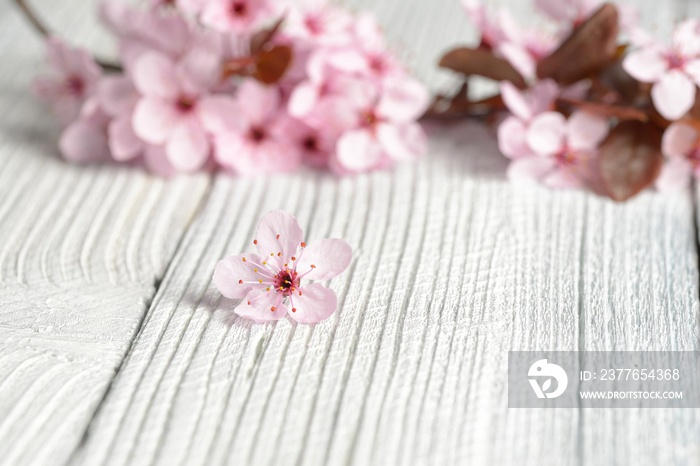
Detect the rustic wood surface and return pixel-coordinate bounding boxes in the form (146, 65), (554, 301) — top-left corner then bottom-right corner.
(0, 0), (699, 465)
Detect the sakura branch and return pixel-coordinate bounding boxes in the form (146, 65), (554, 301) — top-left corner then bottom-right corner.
(23, 0), (430, 175)
(433, 0), (700, 201)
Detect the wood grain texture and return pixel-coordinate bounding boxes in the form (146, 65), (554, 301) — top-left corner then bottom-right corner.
(0, 0), (699, 465)
(0, 2), (210, 465)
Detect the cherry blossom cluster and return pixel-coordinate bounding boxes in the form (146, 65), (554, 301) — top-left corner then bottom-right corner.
(33, 0), (430, 176)
(436, 0), (700, 200)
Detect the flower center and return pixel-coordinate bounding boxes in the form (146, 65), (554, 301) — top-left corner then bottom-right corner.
(176, 96), (196, 112)
(249, 126), (266, 143)
(361, 109), (379, 128)
(66, 75), (85, 96)
(304, 14), (323, 34)
(231, 1), (247, 16)
(689, 145), (700, 166)
(274, 269), (299, 295)
(556, 149), (577, 166)
(303, 136), (319, 152)
(667, 51), (686, 70)
(368, 54), (386, 73)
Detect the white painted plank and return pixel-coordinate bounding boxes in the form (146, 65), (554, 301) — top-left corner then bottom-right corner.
(0, 2), (210, 465)
(71, 124), (699, 466)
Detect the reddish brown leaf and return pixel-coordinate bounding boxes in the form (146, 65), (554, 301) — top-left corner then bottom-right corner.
(252, 45), (293, 84)
(537, 3), (619, 84)
(251, 16), (286, 55)
(557, 97), (648, 122)
(598, 120), (663, 201)
(439, 47), (526, 88)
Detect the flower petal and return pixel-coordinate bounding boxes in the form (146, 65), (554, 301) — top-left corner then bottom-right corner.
(655, 157), (692, 192)
(526, 111), (566, 156)
(288, 81), (320, 117)
(651, 70), (696, 121)
(108, 114), (143, 161)
(497, 116), (531, 159)
(213, 253), (269, 299)
(296, 238), (352, 281)
(622, 48), (667, 82)
(567, 110), (609, 150)
(336, 129), (383, 172)
(500, 81), (531, 120)
(132, 52), (180, 99)
(234, 288), (288, 323)
(662, 122), (698, 158)
(198, 95), (240, 134)
(165, 119), (210, 172)
(97, 75), (137, 116)
(289, 283), (338, 324)
(376, 122), (427, 161)
(255, 210), (304, 263)
(133, 98), (181, 144)
(377, 76), (430, 122)
(59, 119), (109, 163)
(143, 145), (177, 177)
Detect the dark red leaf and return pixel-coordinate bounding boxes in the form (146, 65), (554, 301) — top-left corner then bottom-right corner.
(252, 45), (293, 84)
(537, 3), (619, 84)
(439, 47), (526, 88)
(250, 16), (286, 55)
(598, 120), (663, 201)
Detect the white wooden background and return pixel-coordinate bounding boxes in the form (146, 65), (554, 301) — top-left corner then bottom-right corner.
(1, 0), (699, 465)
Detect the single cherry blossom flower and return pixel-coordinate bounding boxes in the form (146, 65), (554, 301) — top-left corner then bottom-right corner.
(656, 122), (700, 191)
(206, 79), (302, 174)
(213, 210), (352, 324)
(33, 37), (102, 125)
(623, 19), (700, 121)
(131, 49), (230, 172)
(320, 77), (429, 173)
(508, 110), (608, 188)
(200, 0), (275, 34)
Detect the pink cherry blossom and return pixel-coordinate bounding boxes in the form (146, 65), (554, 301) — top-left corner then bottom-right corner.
(33, 37), (102, 125)
(206, 79), (302, 174)
(200, 0), (275, 34)
(656, 122), (700, 191)
(131, 50), (230, 172)
(623, 19), (700, 121)
(321, 77), (430, 173)
(213, 210), (352, 324)
(508, 111), (608, 188)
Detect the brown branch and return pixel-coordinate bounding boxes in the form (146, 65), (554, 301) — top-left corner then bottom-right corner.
(14, 0), (122, 72)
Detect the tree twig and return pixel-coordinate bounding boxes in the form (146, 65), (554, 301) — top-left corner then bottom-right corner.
(14, 0), (122, 72)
